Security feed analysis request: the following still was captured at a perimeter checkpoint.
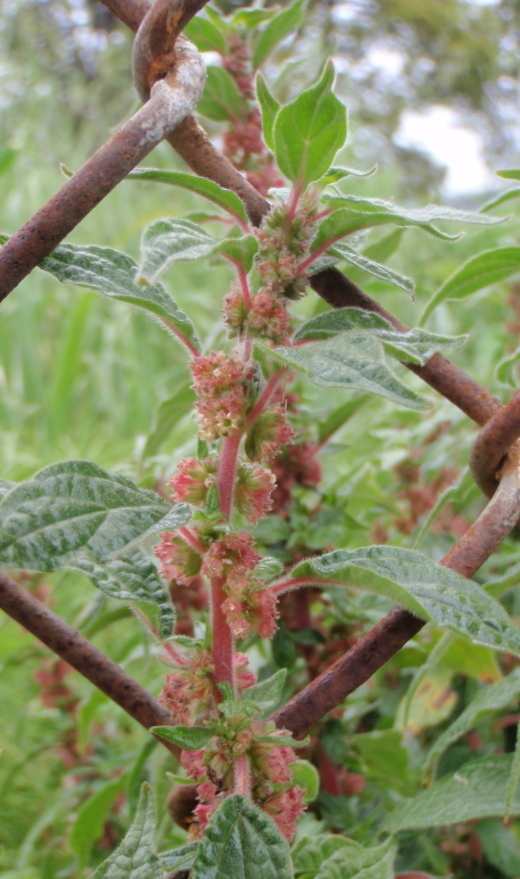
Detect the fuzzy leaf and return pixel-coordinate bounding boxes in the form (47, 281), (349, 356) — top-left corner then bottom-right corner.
(321, 165), (377, 185)
(329, 242), (414, 294)
(0, 461), (169, 571)
(138, 218), (216, 285)
(291, 546), (520, 657)
(243, 669), (287, 710)
(38, 242), (201, 351)
(312, 198), (502, 250)
(128, 168), (249, 225)
(420, 246), (520, 324)
(71, 549), (175, 640)
(294, 308), (466, 365)
(197, 66), (246, 122)
(151, 725), (214, 750)
(91, 783), (161, 878)
(252, 0), (305, 69)
(256, 74), (280, 152)
(71, 776), (126, 864)
(423, 668), (520, 778)
(292, 836), (396, 879)
(383, 755), (520, 832)
(159, 841), (200, 871)
(212, 235), (259, 272)
(191, 794), (293, 879)
(480, 187), (520, 213)
(273, 62), (347, 187)
(261, 335), (428, 409)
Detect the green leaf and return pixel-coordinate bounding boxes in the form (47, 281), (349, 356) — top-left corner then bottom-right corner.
(191, 794), (293, 879)
(38, 242), (201, 351)
(313, 198), (502, 250)
(496, 345), (520, 387)
(141, 383), (195, 461)
(0, 461), (169, 571)
(291, 546), (520, 657)
(252, 0), (305, 69)
(363, 228), (405, 264)
(151, 725), (214, 750)
(329, 242), (414, 294)
(260, 336), (428, 410)
(383, 755), (520, 832)
(320, 164), (377, 185)
(294, 308), (466, 365)
(230, 7), (278, 28)
(91, 783), (161, 879)
(71, 776), (126, 865)
(497, 168), (520, 180)
(476, 818), (520, 878)
(254, 556), (285, 581)
(212, 235), (259, 272)
(256, 74), (280, 153)
(128, 168), (249, 225)
(137, 218), (216, 285)
(423, 667), (520, 778)
(273, 62), (347, 187)
(183, 15), (227, 53)
(243, 669), (287, 711)
(480, 187), (520, 213)
(197, 66), (246, 122)
(317, 396), (368, 444)
(505, 725), (520, 820)
(159, 841), (200, 871)
(71, 549), (176, 640)
(291, 760), (319, 802)
(0, 479), (15, 498)
(420, 246), (520, 324)
(292, 836), (396, 879)
(353, 730), (414, 797)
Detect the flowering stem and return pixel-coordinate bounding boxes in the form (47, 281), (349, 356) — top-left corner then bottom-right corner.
(211, 574), (235, 690)
(245, 370), (287, 428)
(178, 525), (206, 554)
(287, 184), (302, 223)
(234, 753), (251, 795)
(236, 262), (253, 309)
(217, 429), (243, 518)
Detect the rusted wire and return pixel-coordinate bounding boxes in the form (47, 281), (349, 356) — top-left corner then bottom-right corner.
(0, 571), (179, 756)
(272, 445), (520, 737)
(469, 390), (520, 497)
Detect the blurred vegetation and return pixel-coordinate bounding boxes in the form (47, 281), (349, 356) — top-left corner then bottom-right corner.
(1, 1), (520, 876)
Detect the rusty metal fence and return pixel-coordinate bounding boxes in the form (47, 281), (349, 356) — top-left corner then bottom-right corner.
(1, 0), (520, 746)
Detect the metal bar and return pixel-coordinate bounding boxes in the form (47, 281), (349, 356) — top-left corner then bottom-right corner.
(272, 447), (520, 737)
(469, 390), (520, 496)
(0, 571), (178, 754)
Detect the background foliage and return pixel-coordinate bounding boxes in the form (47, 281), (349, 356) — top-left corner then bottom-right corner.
(1, 0), (520, 876)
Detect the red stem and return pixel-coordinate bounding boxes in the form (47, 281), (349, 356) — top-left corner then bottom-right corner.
(161, 319), (200, 358)
(211, 574), (235, 690)
(217, 429), (243, 518)
(236, 263), (253, 308)
(178, 525), (206, 553)
(245, 370), (287, 428)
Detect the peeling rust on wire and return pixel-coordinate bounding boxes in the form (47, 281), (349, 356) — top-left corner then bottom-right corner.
(469, 390), (520, 497)
(0, 571), (178, 755)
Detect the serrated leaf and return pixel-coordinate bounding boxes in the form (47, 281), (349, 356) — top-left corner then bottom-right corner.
(92, 784), (161, 878)
(71, 549), (175, 639)
(256, 74), (280, 153)
(141, 384), (195, 461)
(423, 668), (520, 779)
(212, 235), (259, 272)
(252, 0), (305, 69)
(159, 841), (200, 871)
(0, 461), (169, 571)
(243, 669), (287, 710)
(71, 776), (126, 864)
(191, 794), (293, 879)
(273, 62), (347, 187)
(197, 66), (246, 122)
(329, 242), (414, 294)
(291, 546), (520, 657)
(261, 335), (428, 410)
(183, 15), (227, 53)
(294, 308), (466, 365)
(312, 198), (502, 250)
(151, 725), (214, 750)
(138, 218), (217, 285)
(128, 168), (249, 225)
(37, 242), (201, 351)
(383, 755), (520, 832)
(420, 246), (520, 324)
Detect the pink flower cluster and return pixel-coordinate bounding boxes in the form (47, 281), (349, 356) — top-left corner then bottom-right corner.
(222, 286), (290, 344)
(168, 456), (217, 505)
(255, 193), (320, 300)
(245, 406), (296, 462)
(155, 532), (202, 586)
(191, 351), (253, 441)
